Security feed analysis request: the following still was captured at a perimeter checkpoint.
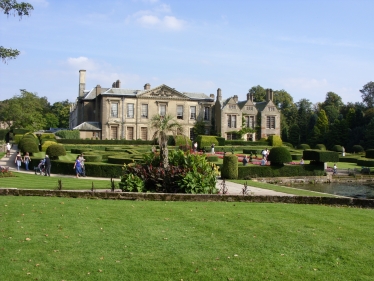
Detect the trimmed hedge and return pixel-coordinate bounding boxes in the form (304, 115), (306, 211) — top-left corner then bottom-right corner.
(357, 158), (374, 167)
(303, 150), (339, 163)
(174, 135), (191, 147)
(40, 133), (56, 140)
(268, 147), (292, 165)
(196, 135), (219, 149)
(107, 156), (134, 165)
(82, 155), (103, 162)
(221, 155), (238, 179)
(57, 139), (153, 145)
(41, 140), (58, 152)
(332, 145), (343, 152)
(206, 156), (219, 162)
(291, 154), (303, 160)
(352, 145), (364, 153)
(268, 135), (282, 147)
(338, 156), (359, 163)
(18, 138), (39, 154)
(243, 149), (263, 155)
(365, 149), (374, 159)
(13, 134), (23, 144)
(46, 144), (66, 160)
(315, 144), (326, 150)
(226, 140), (268, 146)
(297, 144), (310, 150)
(237, 164), (325, 179)
(55, 130), (80, 139)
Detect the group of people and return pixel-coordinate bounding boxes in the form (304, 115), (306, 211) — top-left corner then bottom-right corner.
(14, 151), (33, 171)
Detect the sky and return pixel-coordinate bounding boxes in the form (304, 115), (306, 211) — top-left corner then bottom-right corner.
(1, 0), (374, 105)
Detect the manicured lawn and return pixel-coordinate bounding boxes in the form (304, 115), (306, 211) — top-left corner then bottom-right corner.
(231, 180), (335, 197)
(0, 172), (117, 190)
(0, 197), (374, 280)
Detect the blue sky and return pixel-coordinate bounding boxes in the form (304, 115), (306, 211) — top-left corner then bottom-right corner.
(1, 0), (373, 105)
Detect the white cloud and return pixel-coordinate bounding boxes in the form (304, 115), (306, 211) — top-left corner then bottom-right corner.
(66, 57), (99, 71)
(137, 15), (161, 26)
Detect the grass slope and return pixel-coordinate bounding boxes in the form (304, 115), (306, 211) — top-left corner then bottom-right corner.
(0, 197), (373, 280)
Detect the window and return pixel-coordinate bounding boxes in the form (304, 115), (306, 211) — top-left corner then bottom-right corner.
(159, 104), (166, 116)
(111, 103), (118, 118)
(245, 116), (254, 128)
(227, 115), (237, 128)
(227, 133), (239, 140)
(141, 104), (148, 118)
(229, 105), (236, 109)
(204, 107), (210, 120)
(140, 127), (147, 140)
(266, 116), (276, 129)
(268, 106), (276, 111)
(110, 126), (118, 139)
(127, 127), (134, 140)
(246, 106), (253, 111)
(127, 103), (134, 118)
(190, 106), (196, 119)
(177, 105), (183, 119)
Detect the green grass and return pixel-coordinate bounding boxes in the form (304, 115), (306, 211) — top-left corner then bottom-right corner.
(0, 197), (374, 280)
(0, 172), (116, 190)
(230, 179), (335, 197)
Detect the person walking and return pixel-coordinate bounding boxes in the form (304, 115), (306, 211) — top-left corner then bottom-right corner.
(73, 155), (82, 178)
(6, 143), (11, 157)
(44, 155), (51, 176)
(14, 151), (22, 171)
(79, 153), (86, 177)
(193, 142), (198, 153)
(23, 152), (31, 171)
(211, 143), (215, 154)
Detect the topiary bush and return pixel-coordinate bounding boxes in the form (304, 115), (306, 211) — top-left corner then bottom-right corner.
(19, 138), (39, 154)
(357, 158), (374, 167)
(303, 150), (339, 163)
(55, 130), (80, 139)
(46, 144), (66, 160)
(314, 144), (326, 150)
(297, 144), (310, 150)
(268, 135), (283, 147)
(291, 154), (303, 160)
(267, 147), (292, 166)
(365, 149), (374, 159)
(221, 155), (238, 179)
(41, 140), (58, 152)
(332, 145), (343, 152)
(352, 145), (364, 153)
(206, 155), (219, 162)
(83, 155), (103, 162)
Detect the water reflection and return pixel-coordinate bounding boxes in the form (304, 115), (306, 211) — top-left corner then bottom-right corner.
(288, 183), (374, 199)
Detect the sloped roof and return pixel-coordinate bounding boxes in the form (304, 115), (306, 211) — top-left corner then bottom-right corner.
(73, 122), (101, 131)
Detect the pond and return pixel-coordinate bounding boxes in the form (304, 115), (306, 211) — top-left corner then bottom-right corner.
(288, 182), (374, 199)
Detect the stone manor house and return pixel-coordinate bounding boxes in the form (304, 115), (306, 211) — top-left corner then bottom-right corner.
(69, 70), (280, 141)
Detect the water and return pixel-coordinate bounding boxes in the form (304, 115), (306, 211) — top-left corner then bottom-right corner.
(290, 182), (374, 199)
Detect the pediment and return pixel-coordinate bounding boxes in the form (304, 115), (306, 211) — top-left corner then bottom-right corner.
(137, 84), (189, 99)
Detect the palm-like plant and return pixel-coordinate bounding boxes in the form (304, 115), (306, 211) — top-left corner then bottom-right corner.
(149, 114), (183, 169)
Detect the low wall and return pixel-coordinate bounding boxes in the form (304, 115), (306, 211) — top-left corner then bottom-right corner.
(1, 188), (374, 208)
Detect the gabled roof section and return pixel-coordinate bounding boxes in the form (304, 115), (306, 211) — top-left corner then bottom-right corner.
(137, 84), (189, 99)
(73, 122), (101, 131)
(83, 88), (109, 100)
(102, 88), (141, 97)
(238, 99), (255, 109)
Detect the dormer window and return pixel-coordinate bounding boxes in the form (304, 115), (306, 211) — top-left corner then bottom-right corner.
(268, 106), (276, 111)
(229, 105), (236, 109)
(246, 106), (253, 111)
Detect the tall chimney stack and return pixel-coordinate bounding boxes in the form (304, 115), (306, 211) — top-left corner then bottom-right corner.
(116, 80), (121, 88)
(79, 70), (86, 97)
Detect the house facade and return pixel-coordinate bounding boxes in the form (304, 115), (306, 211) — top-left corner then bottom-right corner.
(69, 70), (281, 140)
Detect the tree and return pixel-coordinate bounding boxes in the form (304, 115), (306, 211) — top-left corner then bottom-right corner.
(51, 100), (71, 128)
(150, 114), (183, 169)
(315, 109), (329, 135)
(364, 117), (374, 149)
(288, 124), (300, 147)
(0, 0), (34, 62)
(248, 85), (266, 102)
(296, 98), (313, 143)
(193, 119), (206, 137)
(0, 90), (47, 130)
(360, 81), (374, 108)
(322, 91), (344, 109)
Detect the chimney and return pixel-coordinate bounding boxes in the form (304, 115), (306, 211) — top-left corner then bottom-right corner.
(266, 89), (273, 102)
(115, 80), (121, 88)
(233, 95), (238, 103)
(210, 94), (215, 99)
(79, 70), (86, 97)
(217, 88), (222, 102)
(144, 83), (151, 90)
(249, 93), (254, 102)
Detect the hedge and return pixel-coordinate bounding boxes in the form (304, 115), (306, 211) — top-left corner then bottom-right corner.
(338, 156), (359, 163)
(291, 154), (303, 160)
(196, 135), (219, 149)
(206, 156), (219, 162)
(332, 145), (343, 152)
(221, 155), (238, 179)
(303, 150), (339, 163)
(41, 140), (58, 152)
(237, 164), (325, 179)
(57, 139), (153, 145)
(297, 144), (310, 150)
(365, 149), (374, 159)
(55, 130), (80, 139)
(84, 155), (103, 162)
(226, 140), (268, 146)
(107, 156), (135, 165)
(352, 145), (364, 153)
(315, 144), (326, 150)
(268, 135), (282, 147)
(357, 158), (374, 167)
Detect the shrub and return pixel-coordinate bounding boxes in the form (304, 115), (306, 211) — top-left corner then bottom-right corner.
(332, 145), (343, 152)
(267, 147), (292, 166)
(268, 135), (282, 147)
(221, 155), (238, 179)
(83, 155), (102, 162)
(206, 156), (219, 162)
(46, 144), (66, 160)
(303, 150), (339, 163)
(13, 134), (23, 144)
(175, 135), (191, 147)
(357, 158), (374, 167)
(55, 130), (80, 139)
(315, 144), (326, 150)
(291, 154), (303, 160)
(196, 135), (219, 149)
(19, 138), (39, 154)
(107, 156), (134, 165)
(365, 149), (374, 159)
(0, 129), (9, 142)
(41, 140), (57, 152)
(352, 145), (364, 153)
(40, 133), (55, 140)
(282, 142), (294, 148)
(297, 144), (310, 150)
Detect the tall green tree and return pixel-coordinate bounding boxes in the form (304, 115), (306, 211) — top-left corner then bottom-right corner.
(296, 99), (313, 143)
(150, 114), (183, 169)
(360, 81), (374, 108)
(364, 117), (374, 149)
(315, 109), (329, 135)
(0, 0), (34, 62)
(248, 85), (266, 102)
(288, 124), (300, 147)
(51, 100), (71, 128)
(0, 90), (46, 130)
